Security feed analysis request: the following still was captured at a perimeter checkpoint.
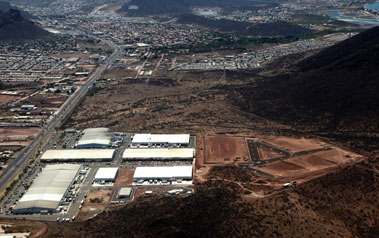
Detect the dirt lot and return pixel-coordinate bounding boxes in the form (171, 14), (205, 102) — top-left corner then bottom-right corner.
(261, 136), (325, 153)
(257, 145), (283, 160)
(78, 189), (114, 221)
(114, 168), (135, 186)
(205, 136), (249, 164)
(25, 95), (68, 108)
(0, 95), (21, 105)
(0, 127), (40, 140)
(257, 148), (363, 183)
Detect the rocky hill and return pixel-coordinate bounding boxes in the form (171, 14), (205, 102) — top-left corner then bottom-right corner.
(233, 26), (379, 136)
(0, 9), (51, 41)
(0, 1), (35, 19)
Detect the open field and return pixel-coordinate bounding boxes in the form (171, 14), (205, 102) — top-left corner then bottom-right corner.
(260, 136), (325, 153)
(78, 189), (114, 221)
(25, 95), (68, 108)
(257, 147), (363, 182)
(64, 70), (290, 135)
(0, 127), (40, 140)
(0, 95), (20, 105)
(114, 168), (135, 186)
(205, 136), (249, 164)
(256, 143), (282, 160)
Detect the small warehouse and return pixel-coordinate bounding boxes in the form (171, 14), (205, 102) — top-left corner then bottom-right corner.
(94, 167), (119, 182)
(40, 149), (116, 162)
(118, 187), (133, 198)
(131, 134), (190, 147)
(133, 166), (192, 182)
(122, 148), (195, 161)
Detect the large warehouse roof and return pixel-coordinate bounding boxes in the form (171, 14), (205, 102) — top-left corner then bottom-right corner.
(122, 148), (194, 159)
(77, 127), (112, 148)
(133, 166), (192, 180)
(14, 164), (81, 211)
(132, 134), (190, 144)
(94, 167), (119, 180)
(41, 149), (115, 161)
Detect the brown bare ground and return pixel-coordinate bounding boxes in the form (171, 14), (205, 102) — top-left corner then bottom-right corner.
(262, 136), (325, 153)
(114, 168), (135, 186)
(0, 127), (40, 138)
(205, 136), (249, 164)
(0, 95), (20, 105)
(257, 145), (283, 160)
(78, 189), (114, 221)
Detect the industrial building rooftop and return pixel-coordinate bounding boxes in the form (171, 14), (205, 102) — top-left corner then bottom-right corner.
(41, 149), (116, 162)
(14, 164), (81, 214)
(122, 148), (195, 160)
(76, 127), (112, 149)
(131, 134), (190, 146)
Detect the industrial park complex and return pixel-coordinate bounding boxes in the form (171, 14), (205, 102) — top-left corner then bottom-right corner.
(3, 128), (196, 218)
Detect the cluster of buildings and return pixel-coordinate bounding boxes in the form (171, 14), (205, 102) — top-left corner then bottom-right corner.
(12, 128), (195, 215)
(174, 34), (351, 71)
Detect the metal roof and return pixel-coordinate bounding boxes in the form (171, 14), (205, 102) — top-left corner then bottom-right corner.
(94, 167), (119, 180)
(41, 149), (115, 161)
(133, 166), (192, 180)
(77, 127), (112, 147)
(132, 134), (190, 144)
(122, 148), (194, 159)
(15, 164), (81, 211)
(119, 187), (132, 196)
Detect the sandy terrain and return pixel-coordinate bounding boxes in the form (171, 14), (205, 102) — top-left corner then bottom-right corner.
(114, 168), (135, 186)
(0, 95), (20, 105)
(78, 189), (114, 221)
(205, 136), (249, 164)
(262, 136), (325, 153)
(0, 127), (40, 139)
(25, 95), (68, 108)
(257, 145), (283, 160)
(257, 149), (363, 182)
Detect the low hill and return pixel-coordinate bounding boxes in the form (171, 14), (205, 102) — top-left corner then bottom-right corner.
(0, 1), (35, 19)
(177, 14), (313, 37)
(119, 0), (277, 16)
(232, 26), (379, 136)
(0, 9), (51, 41)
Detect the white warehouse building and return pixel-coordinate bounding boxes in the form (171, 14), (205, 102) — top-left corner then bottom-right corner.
(133, 166), (193, 182)
(76, 128), (112, 149)
(40, 149), (116, 162)
(122, 148), (195, 161)
(131, 134), (190, 148)
(13, 164), (81, 214)
(94, 167), (119, 182)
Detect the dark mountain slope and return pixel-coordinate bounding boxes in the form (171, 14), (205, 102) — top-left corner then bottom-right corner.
(177, 14), (313, 37)
(232, 26), (379, 134)
(0, 1), (35, 19)
(0, 9), (51, 41)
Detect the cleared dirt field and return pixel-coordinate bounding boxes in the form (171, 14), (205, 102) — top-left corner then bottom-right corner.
(262, 136), (325, 153)
(25, 95), (68, 108)
(0, 127), (40, 138)
(257, 145), (283, 160)
(257, 148), (363, 182)
(205, 136), (249, 165)
(114, 168), (135, 186)
(78, 189), (114, 221)
(0, 95), (20, 105)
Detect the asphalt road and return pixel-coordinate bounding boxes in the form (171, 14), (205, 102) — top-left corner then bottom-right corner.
(0, 34), (121, 194)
